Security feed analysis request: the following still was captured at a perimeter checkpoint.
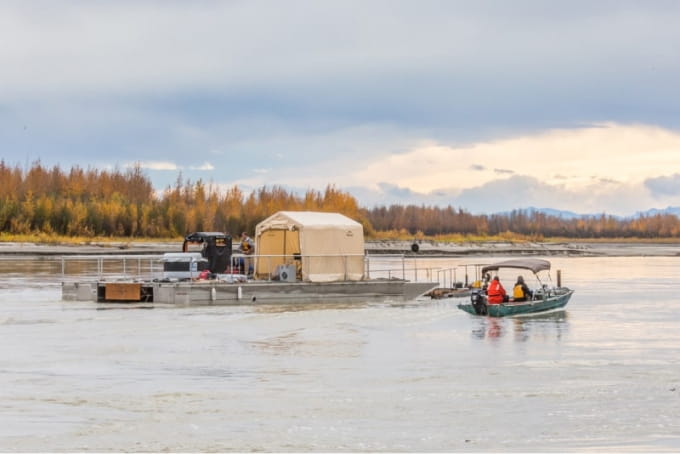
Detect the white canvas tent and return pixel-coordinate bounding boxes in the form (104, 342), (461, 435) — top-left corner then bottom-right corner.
(254, 211), (365, 282)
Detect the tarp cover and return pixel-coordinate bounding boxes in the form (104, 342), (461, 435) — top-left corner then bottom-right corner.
(254, 211), (365, 282)
(482, 258), (551, 275)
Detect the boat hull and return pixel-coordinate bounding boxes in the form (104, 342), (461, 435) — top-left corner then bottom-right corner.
(457, 289), (573, 317)
(62, 279), (439, 305)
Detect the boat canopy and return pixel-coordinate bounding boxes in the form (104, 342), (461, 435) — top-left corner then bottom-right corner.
(254, 211), (365, 282)
(482, 258), (551, 275)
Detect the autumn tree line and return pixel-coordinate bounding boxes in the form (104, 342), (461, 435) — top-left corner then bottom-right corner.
(2, 161), (680, 239)
(0, 161), (365, 238)
(368, 205), (680, 238)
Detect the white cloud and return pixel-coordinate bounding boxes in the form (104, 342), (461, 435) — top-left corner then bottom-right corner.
(352, 123), (680, 194)
(130, 160), (214, 172)
(189, 162), (214, 171)
(645, 174), (680, 197)
(136, 161), (179, 171)
(453, 175), (651, 215)
(345, 175), (660, 216)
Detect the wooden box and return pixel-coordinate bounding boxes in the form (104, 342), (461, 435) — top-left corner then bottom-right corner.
(104, 283), (142, 301)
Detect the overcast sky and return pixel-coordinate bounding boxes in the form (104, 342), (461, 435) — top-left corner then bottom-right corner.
(3, 1), (680, 215)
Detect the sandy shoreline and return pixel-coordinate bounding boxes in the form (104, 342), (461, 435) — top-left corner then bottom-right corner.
(0, 239), (678, 257)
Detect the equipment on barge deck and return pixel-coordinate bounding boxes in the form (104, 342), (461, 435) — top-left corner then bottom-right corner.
(182, 231), (232, 274)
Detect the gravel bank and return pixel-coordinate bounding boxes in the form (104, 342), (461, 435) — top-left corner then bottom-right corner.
(1, 240), (679, 257)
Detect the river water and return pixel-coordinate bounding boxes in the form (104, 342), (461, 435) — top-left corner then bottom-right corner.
(1, 255), (679, 452)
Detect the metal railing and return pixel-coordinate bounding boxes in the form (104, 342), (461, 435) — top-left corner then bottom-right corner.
(59, 252), (484, 288)
(60, 254), (163, 282)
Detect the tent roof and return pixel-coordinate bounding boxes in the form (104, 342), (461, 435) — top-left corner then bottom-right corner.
(257, 211), (362, 231)
(481, 258), (551, 275)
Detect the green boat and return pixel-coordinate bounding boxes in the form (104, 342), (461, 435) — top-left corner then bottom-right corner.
(457, 258), (574, 317)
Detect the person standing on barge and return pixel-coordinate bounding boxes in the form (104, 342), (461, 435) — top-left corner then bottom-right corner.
(239, 232), (255, 276)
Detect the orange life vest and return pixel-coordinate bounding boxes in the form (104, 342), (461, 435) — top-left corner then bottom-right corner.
(487, 280), (506, 304)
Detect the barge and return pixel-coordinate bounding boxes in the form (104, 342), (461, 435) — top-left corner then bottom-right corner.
(62, 211), (439, 306)
(62, 278), (436, 305)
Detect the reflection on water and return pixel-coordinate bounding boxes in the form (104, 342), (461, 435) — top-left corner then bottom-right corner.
(472, 310), (569, 342)
(253, 302), (370, 313)
(1, 256), (680, 451)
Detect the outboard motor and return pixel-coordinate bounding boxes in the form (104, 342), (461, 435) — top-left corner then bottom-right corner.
(470, 289), (488, 315)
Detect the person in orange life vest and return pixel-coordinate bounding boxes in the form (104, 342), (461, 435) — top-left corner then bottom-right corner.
(487, 276), (508, 304)
(513, 275), (533, 302)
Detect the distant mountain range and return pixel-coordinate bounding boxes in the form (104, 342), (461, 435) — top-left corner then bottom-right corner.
(498, 206), (680, 220)
(635, 206), (680, 218)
